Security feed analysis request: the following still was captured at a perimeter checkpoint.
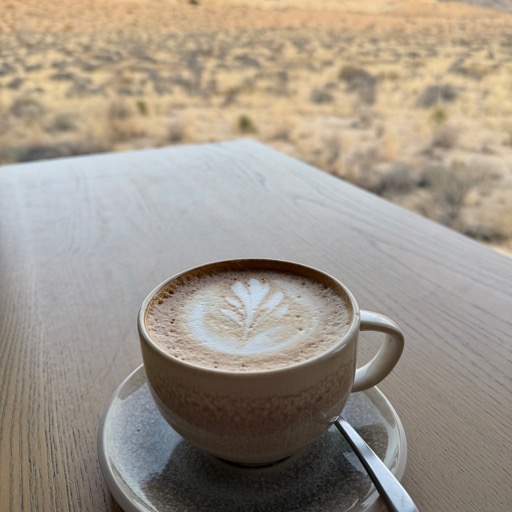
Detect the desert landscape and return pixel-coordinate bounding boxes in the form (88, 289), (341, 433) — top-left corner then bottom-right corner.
(1, 0), (511, 253)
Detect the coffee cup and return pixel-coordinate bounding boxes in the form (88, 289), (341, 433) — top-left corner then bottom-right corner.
(138, 259), (404, 465)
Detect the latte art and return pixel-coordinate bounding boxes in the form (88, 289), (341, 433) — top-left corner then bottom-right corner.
(190, 278), (315, 355)
(220, 279), (288, 346)
(146, 268), (352, 371)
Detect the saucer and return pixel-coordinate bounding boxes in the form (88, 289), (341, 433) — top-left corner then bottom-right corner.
(98, 365), (407, 512)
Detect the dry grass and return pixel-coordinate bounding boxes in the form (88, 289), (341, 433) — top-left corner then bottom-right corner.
(0, 0), (511, 254)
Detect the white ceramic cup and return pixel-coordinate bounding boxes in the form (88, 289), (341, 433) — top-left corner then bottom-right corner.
(138, 259), (404, 465)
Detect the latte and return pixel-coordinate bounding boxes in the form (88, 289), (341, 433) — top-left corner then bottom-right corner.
(145, 266), (353, 371)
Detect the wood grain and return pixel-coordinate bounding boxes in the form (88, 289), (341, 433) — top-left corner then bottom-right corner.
(1, 140), (511, 511)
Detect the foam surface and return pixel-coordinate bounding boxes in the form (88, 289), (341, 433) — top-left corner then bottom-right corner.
(146, 269), (352, 371)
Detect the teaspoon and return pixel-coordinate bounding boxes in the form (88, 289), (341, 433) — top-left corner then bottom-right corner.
(335, 415), (419, 512)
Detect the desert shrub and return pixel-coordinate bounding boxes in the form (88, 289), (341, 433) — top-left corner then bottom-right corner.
(168, 120), (185, 143)
(417, 84), (459, 108)
(375, 162), (423, 197)
(150, 71), (173, 95)
(172, 73), (193, 91)
(460, 199), (512, 243)
(275, 128), (291, 141)
(14, 140), (107, 163)
(108, 118), (147, 144)
(47, 112), (79, 133)
(136, 100), (148, 116)
(0, 62), (16, 76)
(339, 66), (377, 105)
(66, 76), (104, 97)
(94, 51), (123, 64)
(50, 71), (75, 81)
(342, 148), (379, 187)
(0, 106), (10, 136)
(276, 70), (288, 86)
(310, 88), (334, 104)
(10, 96), (44, 120)
(291, 36), (311, 52)
(234, 54), (260, 68)
(108, 99), (132, 120)
(421, 162), (490, 227)
(25, 63), (43, 73)
(449, 59), (489, 80)
(321, 134), (342, 171)
(184, 50), (204, 79)
(352, 111), (374, 129)
(119, 31), (153, 61)
(7, 77), (24, 90)
(380, 70), (400, 81)
(461, 222), (504, 243)
(431, 107), (448, 124)
(118, 84), (145, 97)
(238, 114), (256, 134)
(432, 124), (459, 149)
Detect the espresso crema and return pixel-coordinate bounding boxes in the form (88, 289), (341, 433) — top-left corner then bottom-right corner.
(145, 268), (352, 371)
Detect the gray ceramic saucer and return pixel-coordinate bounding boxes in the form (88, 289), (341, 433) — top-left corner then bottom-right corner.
(98, 365), (407, 512)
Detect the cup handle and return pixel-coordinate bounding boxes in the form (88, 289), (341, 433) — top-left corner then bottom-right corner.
(352, 310), (404, 393)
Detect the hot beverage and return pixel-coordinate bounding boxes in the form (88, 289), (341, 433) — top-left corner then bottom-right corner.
(139, 259), (404, 464)
(145, 267), (353, 371)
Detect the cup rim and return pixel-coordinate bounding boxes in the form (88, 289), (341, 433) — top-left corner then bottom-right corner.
(138, 258), (361, 376)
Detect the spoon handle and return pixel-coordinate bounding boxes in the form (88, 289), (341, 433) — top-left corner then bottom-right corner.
(335, 415), (419, 512)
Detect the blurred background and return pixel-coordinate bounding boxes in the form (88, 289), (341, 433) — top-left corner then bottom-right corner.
(1, 0), (511, 254)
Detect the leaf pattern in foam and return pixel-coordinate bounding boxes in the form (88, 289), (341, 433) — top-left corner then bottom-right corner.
(221, 279), (287, 345)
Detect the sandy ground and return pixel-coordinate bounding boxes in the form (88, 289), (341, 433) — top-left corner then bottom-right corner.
(1, 0), (511, 254)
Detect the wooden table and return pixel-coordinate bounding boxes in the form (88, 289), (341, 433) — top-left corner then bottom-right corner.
(1, 140), (511, 511)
